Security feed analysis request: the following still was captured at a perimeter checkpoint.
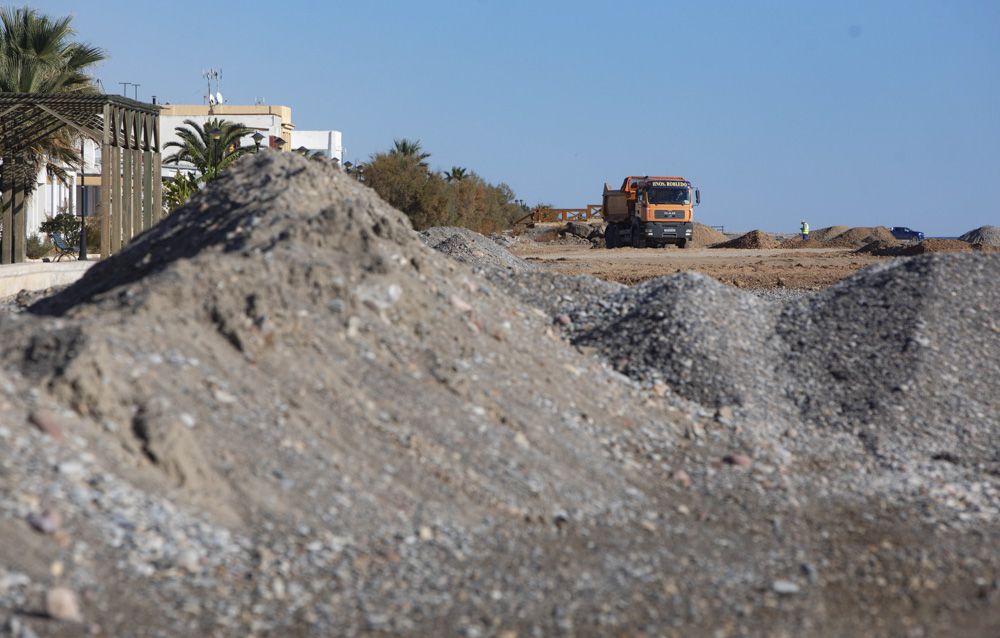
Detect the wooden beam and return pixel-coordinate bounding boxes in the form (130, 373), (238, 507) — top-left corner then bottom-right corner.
(111, 146), (121, 254)
(142, 150), (153, 230)
(132, 148), (142, 238)
(1, 173), (12, 265)
(13, 185), (25, 263)
(99, 104), (111, 259)
(152, 151), (162, 223)
(0, 103), (23, 119)
(122, 147), (133, 242)
(34, 103), (102, 142)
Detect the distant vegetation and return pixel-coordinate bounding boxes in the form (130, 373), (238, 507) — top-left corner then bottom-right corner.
(356, 138), (528, 234)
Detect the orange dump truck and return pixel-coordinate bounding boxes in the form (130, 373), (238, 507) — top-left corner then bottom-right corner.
(603, 176), (700, 248)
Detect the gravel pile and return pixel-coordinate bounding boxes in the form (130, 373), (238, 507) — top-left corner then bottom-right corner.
(566, 273), (782, 409)
(420, 226), (534, 273)
(488, 269), (623, 317)
(1, 153), (998, 636)
(561, 254), (1000, 467)
(711, 229), (779, 249)
(959, 225), (1000, 246)
(775, 254), (1000, 463)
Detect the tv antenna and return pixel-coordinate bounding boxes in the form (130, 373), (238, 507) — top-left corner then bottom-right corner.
(203, 68), (222, 110)
(119, 81), (140, 99)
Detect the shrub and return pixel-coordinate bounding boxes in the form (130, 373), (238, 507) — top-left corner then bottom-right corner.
(358, 143), (526, 234)
(39, 212), (82, 248)
(26, 233), (52, 259)
(360, 153), (450, 230)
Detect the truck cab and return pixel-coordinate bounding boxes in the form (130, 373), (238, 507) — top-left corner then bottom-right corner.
(604, 176), (700, 248)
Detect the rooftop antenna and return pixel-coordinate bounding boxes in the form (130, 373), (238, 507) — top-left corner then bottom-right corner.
(203, 68), (221, 112)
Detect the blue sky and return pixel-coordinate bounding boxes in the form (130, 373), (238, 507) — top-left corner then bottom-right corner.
(37, 0), (1000, 234)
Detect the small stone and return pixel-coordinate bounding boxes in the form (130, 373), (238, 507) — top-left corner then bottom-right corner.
(715, 405), (735, 421)
(49, 561), (64, 578)
(175, 549), (201, 574)
(555, 314), (572, 326)
(28, 410), (63, 440)
(651, 382), (669, 397)
(46, 586), (82, 622)
(419, 526), (434, 541)
(513, 432), (530, 449)
(724, 453), (753, 468)
(771, 579), (800, 595)
(57, 461), (85, 477)
(450, 295), (473, 313)
(27, 510), (62, 534)
(672, 469), (692, 488)
(213, 388), (237, 404)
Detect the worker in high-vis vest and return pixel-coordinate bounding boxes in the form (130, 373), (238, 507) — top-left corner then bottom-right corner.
(800, 220), (810, 241)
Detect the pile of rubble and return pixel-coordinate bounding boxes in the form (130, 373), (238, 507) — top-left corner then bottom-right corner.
(1, 154), (998, 636)
(959, 225), (1000, 246)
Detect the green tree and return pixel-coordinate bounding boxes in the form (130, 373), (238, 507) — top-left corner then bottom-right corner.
(162, 118), (255, 182)
(390, 138), (430, 167)
(361, 152), (449, 229)
(0, 7), (106, 192)
(444, 166), (468, 183)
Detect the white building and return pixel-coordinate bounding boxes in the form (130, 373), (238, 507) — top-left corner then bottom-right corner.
(23, 103), (343, 238)
(291, 129), (343, 161)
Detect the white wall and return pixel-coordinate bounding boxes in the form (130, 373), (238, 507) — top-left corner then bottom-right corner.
(291, 130), (343, 162)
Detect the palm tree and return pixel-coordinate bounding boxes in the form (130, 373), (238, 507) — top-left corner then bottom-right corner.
(444, 166), (468, 183)
(391, 138), (430, 167)
(163, 118), (255, 183)
(0, 7), (106, 194)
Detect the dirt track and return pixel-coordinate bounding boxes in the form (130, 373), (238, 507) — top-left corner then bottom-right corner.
(512, 243), (885, 288)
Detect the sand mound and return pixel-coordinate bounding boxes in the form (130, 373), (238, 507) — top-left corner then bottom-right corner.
(689, 223), (728, 247)
(854, 239), (902, 255)
(1, 153), (998, 636)
(711, 229), (779, 249)
(859, 239), (1000, 256)
(822, 226), (896, 248)
(959, 225), (1000, 246)
(778, 237), (826, 248)
(780, 227), (895, 249)
(809, 225), (850, 242)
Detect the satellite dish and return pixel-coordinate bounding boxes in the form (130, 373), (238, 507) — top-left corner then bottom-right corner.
(208, 94), (217, 105)
(215, 91), (224, 105)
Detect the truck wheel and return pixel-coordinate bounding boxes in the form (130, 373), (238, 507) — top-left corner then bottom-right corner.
(632, 232), (646, 249)
(605, 226), (617, 249)
(677, 238), (688, 249)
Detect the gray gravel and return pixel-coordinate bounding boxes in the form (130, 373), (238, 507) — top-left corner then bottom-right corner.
(1, 154), (998, 637)
(959, 225), (1000, 246)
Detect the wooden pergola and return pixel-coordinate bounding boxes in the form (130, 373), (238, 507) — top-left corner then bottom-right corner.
(0, 93), (162, 264)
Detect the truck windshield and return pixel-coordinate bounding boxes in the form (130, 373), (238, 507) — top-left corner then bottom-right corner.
(646, 186), (690, 205)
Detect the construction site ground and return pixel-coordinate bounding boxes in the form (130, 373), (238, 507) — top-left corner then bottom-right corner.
(512, 242), (882, 289)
